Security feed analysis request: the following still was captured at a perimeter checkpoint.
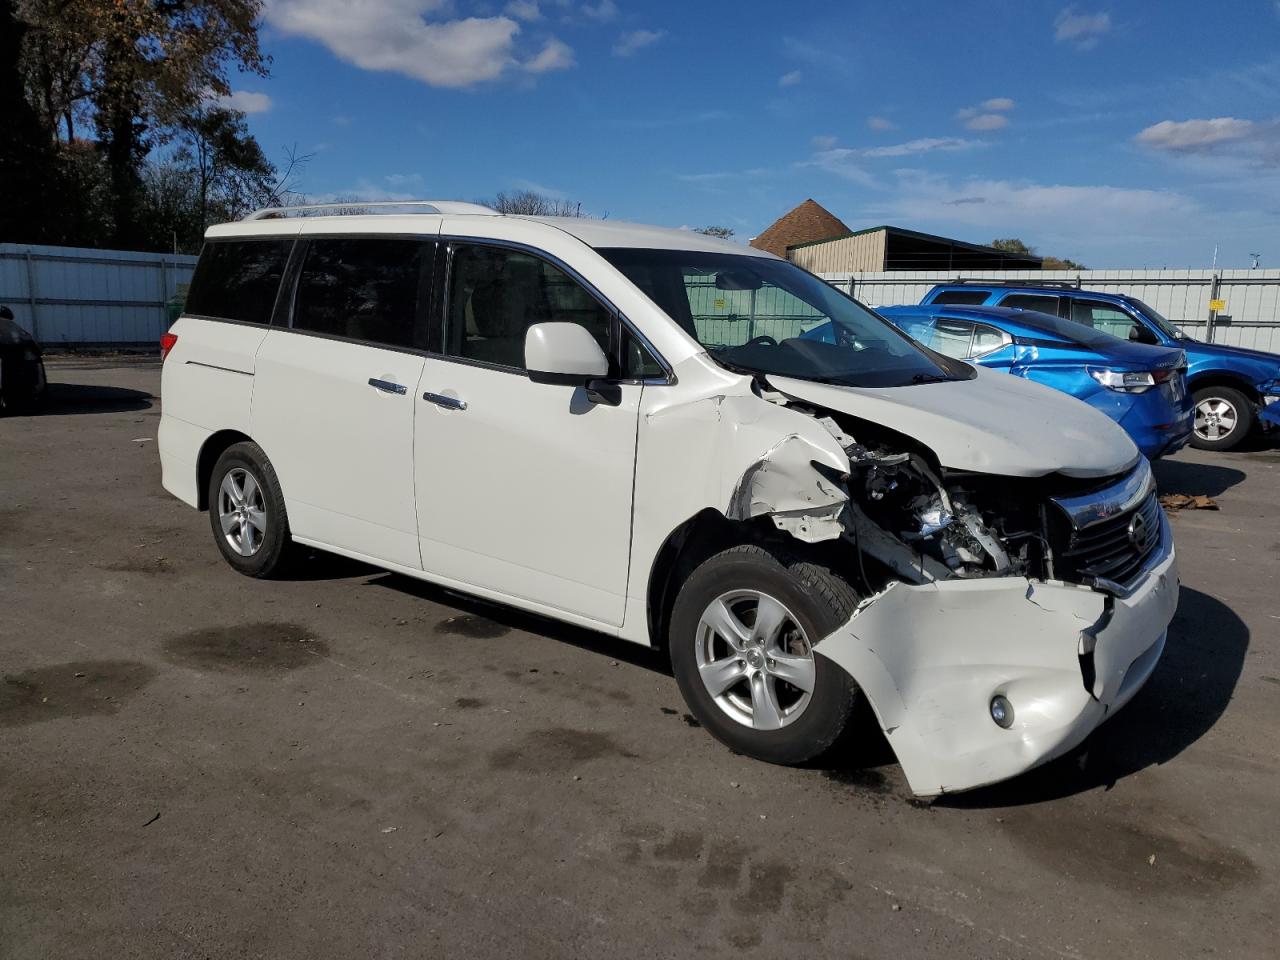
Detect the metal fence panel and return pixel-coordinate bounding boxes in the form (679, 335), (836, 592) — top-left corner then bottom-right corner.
(820, 269), (1280, 353)
(0, 243), (198, 346)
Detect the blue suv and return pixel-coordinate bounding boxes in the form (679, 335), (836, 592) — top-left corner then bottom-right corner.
(923, 282), (1280, 450)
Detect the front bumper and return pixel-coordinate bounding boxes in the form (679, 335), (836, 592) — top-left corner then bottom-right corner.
(1260, 393), (1280, 430)
(815, 511), (1178, 796)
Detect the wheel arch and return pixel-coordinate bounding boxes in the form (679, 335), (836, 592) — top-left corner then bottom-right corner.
(1187, 372), (1260, 404)
(196, 429), (255, 510)
(645, 509), (754, 651)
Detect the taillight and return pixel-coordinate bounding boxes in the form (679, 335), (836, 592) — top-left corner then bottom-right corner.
(160, 332), (178, 360)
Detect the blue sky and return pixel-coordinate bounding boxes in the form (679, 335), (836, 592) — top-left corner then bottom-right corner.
(220, 0), (1280, 267)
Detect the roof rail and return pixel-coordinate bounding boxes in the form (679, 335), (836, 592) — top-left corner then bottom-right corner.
(945, 277), (1083, 290)
(242, 200), (499, 221)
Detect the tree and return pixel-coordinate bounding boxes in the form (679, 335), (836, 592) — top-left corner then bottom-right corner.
(0, 0), (55, 242)
(480, 189), (585, 216)
(6, 0), (271, 248)
(693, 225), (735, 239)
(990, 237), (1086, 270)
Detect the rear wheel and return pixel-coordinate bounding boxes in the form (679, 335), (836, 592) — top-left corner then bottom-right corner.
(669, 544), (862, 765)
(207, 441), (297, 577)
(1191, 386), (1254, 450)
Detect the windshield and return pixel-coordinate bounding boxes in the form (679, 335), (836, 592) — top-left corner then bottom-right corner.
(1126, 297), (1188, 340)
(599, 248), (960, 388)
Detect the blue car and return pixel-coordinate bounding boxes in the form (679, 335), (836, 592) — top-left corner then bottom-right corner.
(801, 304), (1192, 460)
(922, 282), (1280, 450)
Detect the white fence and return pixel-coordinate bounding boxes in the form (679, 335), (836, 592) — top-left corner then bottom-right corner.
(0, 243), (198, 346)
(820, 269), (1280, 353)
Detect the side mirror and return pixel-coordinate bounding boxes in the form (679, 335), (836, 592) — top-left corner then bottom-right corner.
(525, 322), (610, 386)
(1129, 325), (1158, 344)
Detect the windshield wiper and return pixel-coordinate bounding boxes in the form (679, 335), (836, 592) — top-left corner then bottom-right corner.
(910, 372), (954, 384)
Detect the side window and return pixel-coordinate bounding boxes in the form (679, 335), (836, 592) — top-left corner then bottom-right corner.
(1071, 298), (1139, 340)
(931, 290), (991, 306)
(186, 239), (291, 325)
(622, 330), (665, 379)
(446, 244), (611, 369)
(970, 322), (1009, 357)
(1000, 293), (1062, 315)
(291, 238), (433, 350)
(926, 318), (975, 359)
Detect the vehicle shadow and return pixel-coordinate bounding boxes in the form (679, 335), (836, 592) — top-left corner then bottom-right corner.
(26, 383), (154, 416)
(926, 586), (1248, 809)
(363, 570), (670, 674)
(1152, 456), (1246, 497)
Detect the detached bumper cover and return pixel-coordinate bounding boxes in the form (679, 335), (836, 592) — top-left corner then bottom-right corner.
(815, 512), (1178, 796)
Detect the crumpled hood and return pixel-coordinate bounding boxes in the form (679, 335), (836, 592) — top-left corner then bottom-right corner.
(768, 367), (1139, 478)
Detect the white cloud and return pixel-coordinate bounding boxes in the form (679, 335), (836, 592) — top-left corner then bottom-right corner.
(613, 28), (663, 57)
(214, 90), (273, 113)
(885, 171), (1193, 238)
(581, 0), (617, 22)
(779, 70), (802, 87)
(811, 134), (837, 149)
(266, 0), (573, 88)
(1136, 117), (1255, 152)
(856, 137), (981, 158)
(963, 113), (1009, 131)
(526, 37), (574, 72)
(867, 116), (896, 131)
(958, 99), (1014, 130)
(1054, 7), (1111, 50)
(504, 0), (541, 20)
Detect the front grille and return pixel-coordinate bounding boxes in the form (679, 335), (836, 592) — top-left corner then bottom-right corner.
(1056, 490), (1162, 587)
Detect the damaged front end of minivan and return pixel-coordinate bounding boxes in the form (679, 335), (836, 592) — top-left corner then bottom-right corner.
(718, 380), (1178, 797)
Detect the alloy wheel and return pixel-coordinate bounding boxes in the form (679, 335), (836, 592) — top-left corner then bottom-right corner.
(1194, 396), (1238, 442)
(217, 467), (267, 557)
(695, 589), (816, 730)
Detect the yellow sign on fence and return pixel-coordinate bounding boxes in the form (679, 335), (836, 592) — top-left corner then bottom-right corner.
(1209, 298), (1227, 312)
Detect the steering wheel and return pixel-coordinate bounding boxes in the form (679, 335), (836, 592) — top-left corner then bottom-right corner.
(744, 335), (777, 348)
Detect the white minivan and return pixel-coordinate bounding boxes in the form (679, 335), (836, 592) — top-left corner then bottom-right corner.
(159, 201), (1178, 796)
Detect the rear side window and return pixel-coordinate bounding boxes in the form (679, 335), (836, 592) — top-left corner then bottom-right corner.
(187, 239), (291, 325)
(931, 290), (991, 306)
(926, 319), (975, 358)
(446, 243), (611, 369)
(1070, 298), (1139, 340)
(292, 238), (434, 350)
(1000, 293), (1061, 314)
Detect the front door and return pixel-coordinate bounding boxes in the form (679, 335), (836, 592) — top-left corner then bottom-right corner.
(413, 241), (640, 627)
(252, 236), (434, 569)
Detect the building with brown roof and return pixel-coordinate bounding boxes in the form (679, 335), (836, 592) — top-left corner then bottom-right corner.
(749, 199), (851, 258)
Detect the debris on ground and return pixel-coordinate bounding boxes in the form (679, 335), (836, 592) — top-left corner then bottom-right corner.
(1159, 493), (1219, 511)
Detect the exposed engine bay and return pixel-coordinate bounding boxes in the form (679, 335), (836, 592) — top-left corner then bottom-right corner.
(729, 388), (1130, 594)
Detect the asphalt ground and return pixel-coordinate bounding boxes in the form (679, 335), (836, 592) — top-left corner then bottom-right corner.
(2, 358), (1277, 959)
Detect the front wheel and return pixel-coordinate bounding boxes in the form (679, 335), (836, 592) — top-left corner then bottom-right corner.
(668, 544), (863, 765)
(207, 441), (297, 578)
(1190, 386), (1254, 450)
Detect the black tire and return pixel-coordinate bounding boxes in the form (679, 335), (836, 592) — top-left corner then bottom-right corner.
(1190, 385), (1254, 451)
(669, 544), (862, 765)
(207, 441), (297, 578)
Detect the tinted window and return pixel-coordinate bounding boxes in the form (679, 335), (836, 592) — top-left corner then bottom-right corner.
(1071, 298), (1138, 340)
(292, 238), (433, 350)
(931, 290), (991, 305)
(187, 239), (291, 325)
(1001, 293), (1062, 314)
(446, 244), (611, 369)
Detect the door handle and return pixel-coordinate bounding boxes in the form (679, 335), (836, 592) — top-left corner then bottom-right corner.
(368, 377), (407, 395)
(422, 391), (467, 411)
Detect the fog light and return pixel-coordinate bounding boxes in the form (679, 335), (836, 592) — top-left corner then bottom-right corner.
(990, 695), (1014, 728)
